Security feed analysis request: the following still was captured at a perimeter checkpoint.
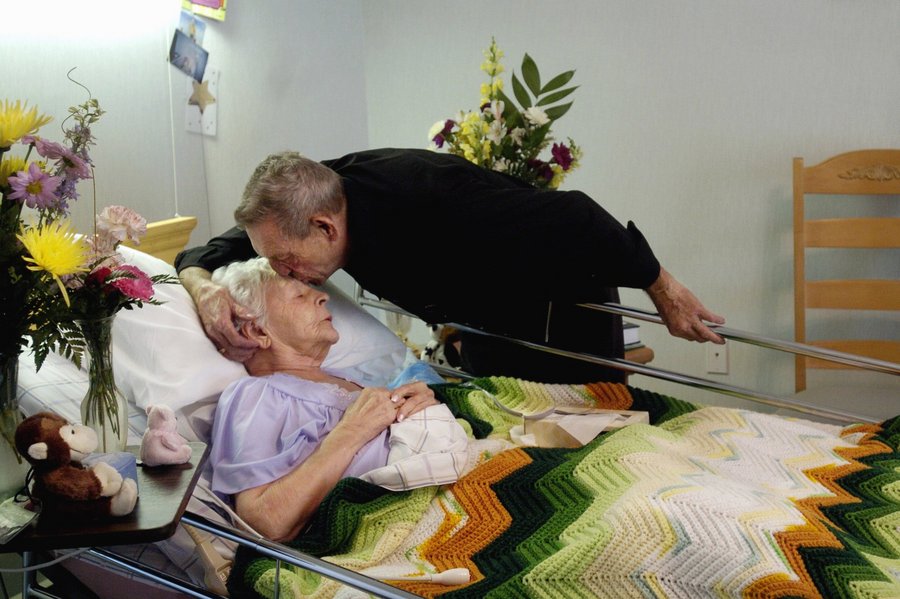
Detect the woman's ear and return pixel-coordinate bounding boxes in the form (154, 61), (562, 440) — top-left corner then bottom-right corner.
(240, 320), (270, 349)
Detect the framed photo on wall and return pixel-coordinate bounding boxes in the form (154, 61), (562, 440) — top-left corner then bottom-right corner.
(169, 29), (209, 83)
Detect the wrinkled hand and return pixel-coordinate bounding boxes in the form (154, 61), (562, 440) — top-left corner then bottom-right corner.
(194, 279), (259, 361)
(337, 388), (401, 442)
(645, 268), (725, 344)
(389, 382), (438, 423)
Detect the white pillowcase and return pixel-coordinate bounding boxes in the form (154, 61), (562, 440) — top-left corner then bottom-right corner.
(19, 246), (409, 442)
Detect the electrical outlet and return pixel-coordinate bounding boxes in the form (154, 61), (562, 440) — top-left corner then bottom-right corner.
(706, 342), (728, 374)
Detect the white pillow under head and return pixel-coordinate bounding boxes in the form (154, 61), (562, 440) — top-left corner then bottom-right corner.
(111, 246), (409, 440)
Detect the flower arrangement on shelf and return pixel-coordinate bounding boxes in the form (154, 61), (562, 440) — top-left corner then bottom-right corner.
(429, 37), (582, 190)
(0, 89), (177, 455)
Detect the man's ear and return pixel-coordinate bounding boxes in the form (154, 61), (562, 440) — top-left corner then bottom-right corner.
(310, 214), (338, 242)
(240, 320), (270, 349)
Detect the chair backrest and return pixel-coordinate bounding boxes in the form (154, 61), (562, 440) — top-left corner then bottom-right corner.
(793, 149), (900, 391)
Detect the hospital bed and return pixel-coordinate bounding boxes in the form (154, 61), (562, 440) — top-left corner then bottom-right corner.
(11, 217), (900, 599)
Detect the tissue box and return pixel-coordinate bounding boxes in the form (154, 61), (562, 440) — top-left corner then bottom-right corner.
(514, 408), (650, 449)
(82, 452), (139, 492)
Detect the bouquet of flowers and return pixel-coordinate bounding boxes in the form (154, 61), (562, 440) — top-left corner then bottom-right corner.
(0, 98), (98, 371)
(1, 92), (176, 454)
(429, 38), (582, 189)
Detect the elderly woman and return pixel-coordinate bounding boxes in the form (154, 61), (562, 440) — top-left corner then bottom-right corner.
(207, 258), (463, 541)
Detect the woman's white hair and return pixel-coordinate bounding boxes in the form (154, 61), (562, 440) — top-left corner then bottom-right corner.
(211, 257), (280, 325)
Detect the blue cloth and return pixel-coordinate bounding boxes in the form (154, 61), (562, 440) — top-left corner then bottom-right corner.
(208, 374), (390, 497)
(387, 360), (445, 388)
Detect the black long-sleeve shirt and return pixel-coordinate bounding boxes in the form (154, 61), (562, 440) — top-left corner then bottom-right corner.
(176, 148), (660, 349)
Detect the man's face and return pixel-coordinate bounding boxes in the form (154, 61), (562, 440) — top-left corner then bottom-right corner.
(246, 218), (343, 286)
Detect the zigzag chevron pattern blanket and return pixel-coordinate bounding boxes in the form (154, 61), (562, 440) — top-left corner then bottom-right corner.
(228, 378), (900, 598)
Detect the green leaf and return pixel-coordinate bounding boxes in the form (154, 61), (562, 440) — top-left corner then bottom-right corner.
(511, 73), (532, 109)
(495, 89), (524, 129)
(521, 53), (541, 96)
(540, 70), (575, 94)
(528, 122), (552, 147)
(545, 102), (573, 121)
(536, 86), (577, 107)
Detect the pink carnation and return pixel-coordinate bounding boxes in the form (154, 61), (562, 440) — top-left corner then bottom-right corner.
(109, 264), (153, 301)
(97, 205), (147, 246)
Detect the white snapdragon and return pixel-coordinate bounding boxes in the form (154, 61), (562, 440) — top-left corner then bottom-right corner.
(488, 100), (504, 120)
(509, 127), (526, 146)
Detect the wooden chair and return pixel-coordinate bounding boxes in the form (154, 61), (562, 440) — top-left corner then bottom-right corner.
(793, 149), (900, 397)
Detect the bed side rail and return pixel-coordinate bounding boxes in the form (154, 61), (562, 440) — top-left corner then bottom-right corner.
(354, 288), (899, 424)
(181, 513), (420, 599)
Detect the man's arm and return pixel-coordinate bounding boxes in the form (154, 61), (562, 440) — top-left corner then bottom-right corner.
(174, 226), (257, 273)
(645, 268), (725, 344)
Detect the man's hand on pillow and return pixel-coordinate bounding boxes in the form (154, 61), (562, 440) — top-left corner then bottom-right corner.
(184, 269), (259, 362)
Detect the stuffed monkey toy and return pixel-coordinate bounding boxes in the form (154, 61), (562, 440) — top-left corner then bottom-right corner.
(14, 411), (138, 521)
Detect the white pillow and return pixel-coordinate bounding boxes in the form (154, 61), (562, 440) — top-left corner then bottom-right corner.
(112, 246), (408, 439)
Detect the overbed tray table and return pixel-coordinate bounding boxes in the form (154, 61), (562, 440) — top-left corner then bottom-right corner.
(4, 442), (208, 597)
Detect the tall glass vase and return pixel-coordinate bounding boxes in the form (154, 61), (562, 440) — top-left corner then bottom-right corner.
(78, 316), (129, 453)
(0, 352), (28, 500)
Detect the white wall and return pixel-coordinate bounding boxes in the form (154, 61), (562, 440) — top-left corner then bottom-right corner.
(186, 0), (369, 238)
(361, 0), (900, 406)
(1, 1), (183, 233)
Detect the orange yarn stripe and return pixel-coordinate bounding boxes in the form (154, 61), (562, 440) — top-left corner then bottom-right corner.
(746, 424), (893, 597)
(392, 448), (533, 597)
(584, 381), (633, 410)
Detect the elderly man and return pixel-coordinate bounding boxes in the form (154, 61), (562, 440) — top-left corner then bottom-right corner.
(176, 148), (724, 383)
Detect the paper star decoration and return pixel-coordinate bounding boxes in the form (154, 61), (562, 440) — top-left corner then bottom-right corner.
(189, 80), (216, 114)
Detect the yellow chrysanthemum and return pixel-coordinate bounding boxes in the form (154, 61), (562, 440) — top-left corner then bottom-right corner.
(0, 100), (53, 148)
(0, 155), (27, 184)
(17, 220), (90, 306)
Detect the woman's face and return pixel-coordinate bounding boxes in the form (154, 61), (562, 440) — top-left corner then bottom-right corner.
(262, 277), (339, 352)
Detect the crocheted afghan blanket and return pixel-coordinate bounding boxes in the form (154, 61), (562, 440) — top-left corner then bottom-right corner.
(227, 378), (900, 598)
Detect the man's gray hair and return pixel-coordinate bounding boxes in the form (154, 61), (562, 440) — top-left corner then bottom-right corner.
(211, 257), (280, 325)
(234, 151), (344, 238)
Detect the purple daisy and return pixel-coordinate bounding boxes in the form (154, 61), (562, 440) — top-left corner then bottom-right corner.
(23, 135), (92, 179)
(7, 162), (63, 209)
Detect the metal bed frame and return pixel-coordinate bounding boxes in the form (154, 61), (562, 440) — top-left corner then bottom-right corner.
(24, 300), (899, 599)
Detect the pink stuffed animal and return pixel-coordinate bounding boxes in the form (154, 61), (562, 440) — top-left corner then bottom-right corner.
(140, 404), (192, 467)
